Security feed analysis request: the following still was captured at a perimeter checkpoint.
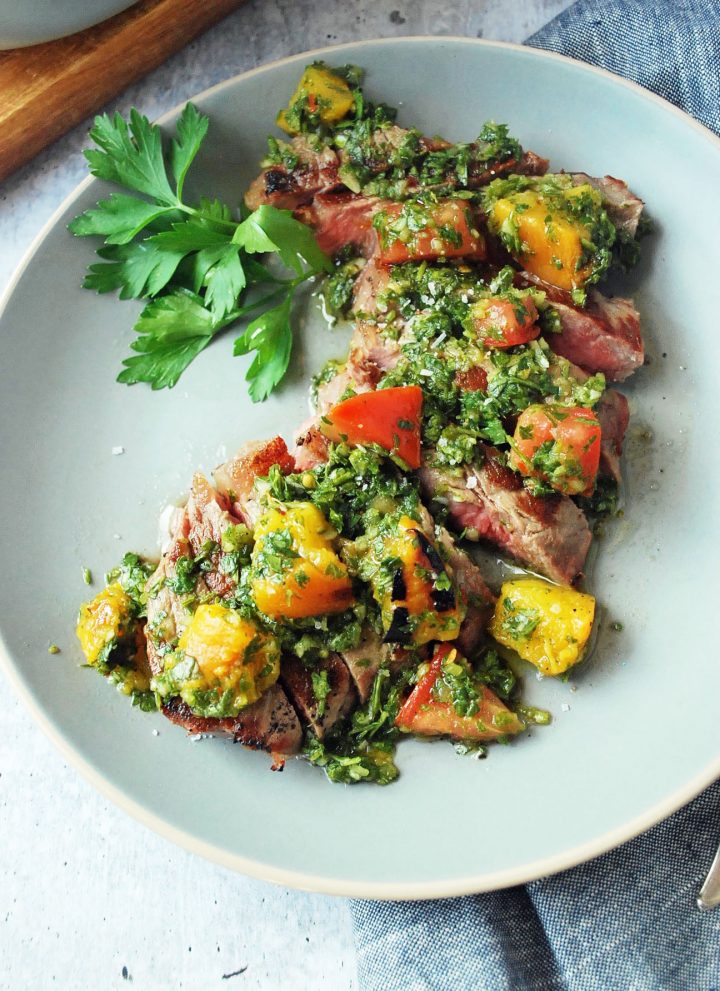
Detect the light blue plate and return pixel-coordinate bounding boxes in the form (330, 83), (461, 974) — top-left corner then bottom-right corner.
(0, 0), (138, 49)
(1, 38), (718, 898)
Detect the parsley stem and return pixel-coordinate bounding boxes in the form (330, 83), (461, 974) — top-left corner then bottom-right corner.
(223, 270), (317, 324)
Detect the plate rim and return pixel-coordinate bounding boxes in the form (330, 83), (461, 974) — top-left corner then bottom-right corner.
(2, 35), (719, 900)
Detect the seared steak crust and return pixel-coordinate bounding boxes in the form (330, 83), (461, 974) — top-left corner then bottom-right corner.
(244, 137), (340, 212)
(162, 684), (302, 756)
(213, 437), (295, 526)
(280, 653), (356, 739)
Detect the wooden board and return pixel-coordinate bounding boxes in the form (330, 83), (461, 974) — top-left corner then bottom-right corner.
(0, 0), (245, 183)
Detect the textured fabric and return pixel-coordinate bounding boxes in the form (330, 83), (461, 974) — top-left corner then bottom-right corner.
(526, 0), (720, 136)
(353, 781), (720, 990)
(351, 4), (720, 988)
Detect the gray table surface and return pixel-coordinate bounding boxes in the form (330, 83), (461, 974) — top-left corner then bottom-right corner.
(0, 2), (572, 988)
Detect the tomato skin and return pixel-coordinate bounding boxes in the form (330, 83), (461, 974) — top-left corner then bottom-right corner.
(454, 367), (488, 392)
(321, 385), (423, 468)
(510, 404), (602, 496)
(377, 200), (486, 265)
(395, 644), (452, 728)
(395, 643), (524, 740)
(468, 297), (540, 349)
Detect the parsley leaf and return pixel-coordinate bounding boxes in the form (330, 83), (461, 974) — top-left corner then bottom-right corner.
(119, 333), (214, 390)
(83, 109), (179, 206)
(84, 241), (185, 298)
(68, 193), (175, 245)
(233, 293), (293, 402)
(170, 103), (209, 199)
(235, 205), (332, 276)
(203, 244), (246, 320)
(70, 104), (329, 399)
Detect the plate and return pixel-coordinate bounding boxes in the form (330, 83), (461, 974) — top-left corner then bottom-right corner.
(1, 38), (719, 899)
(0, 1), (138, 49)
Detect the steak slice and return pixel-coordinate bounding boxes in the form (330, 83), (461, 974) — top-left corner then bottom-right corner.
(213, 437), (296, 526)
(314, 321), (400, 416)
(412, 503), (495, 654)
(244, 136), (340, 212)
(351, 257), (395, 318)
(146, 461), (304, 759)
(468, 149), (549, 187)
(339, 628), (411, 702)
(570, 173), (644, 237)
(281, 652), (355, 740)
(549, 290), (643, 382)
(420, 447), (592, 585)
(161, 685), (302, 756)
(436, 526), (495, 655)
(185, 473), (243, 599)
(596, 389), (630, 484)
(145, 483), (234, 677)
(295, 191), (381, 257)
(293, 418), (331, 471)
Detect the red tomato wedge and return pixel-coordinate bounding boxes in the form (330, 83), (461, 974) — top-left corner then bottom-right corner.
(510, 404), (602, 496)
(395, 644), (452, 728)
(468, 296), (540, 349)
(395, 644), (524, 740)
(321, 386), (423, 468)
(377, 200), (486, 265)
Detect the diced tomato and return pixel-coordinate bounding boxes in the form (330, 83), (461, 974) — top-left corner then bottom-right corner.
(377, 200), (486, 265)
(468, 296), (540, 349)
(395, 643), (524, 740)
(395, 644), (452, 728)
(509, 404), (602, 496)
(454, 367), (488, 393)
(321, 386), (423, 468)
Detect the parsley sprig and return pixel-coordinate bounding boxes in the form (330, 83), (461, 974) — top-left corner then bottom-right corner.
(69, 105), (331, 400)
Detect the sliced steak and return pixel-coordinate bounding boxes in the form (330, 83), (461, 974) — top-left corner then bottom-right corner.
(314, 320), (400, 415)
(549, 290), (643, 382)
(245, 136), (340, 212)
(420, 447), (592, 585)
(340, 123), (445, 175)
(351, 257), (394, 318)
(280, 652), (355, 739)
(161, 685), (302, 756)
(295, 192), (381, 257)
(145, 486), (230, 677)
(293, 419), (331, 471)
(339, 628), (411, 702)
(185, 473), (242, 599)
(596, 389), (630, 483)
(570, 173), (644, 237)
(146, 553), (193, 679)
(146, 458), (304, 758)
(468, 149), (549, 187)
(213, 437), (295, 526)
(436, 526), (495, 654)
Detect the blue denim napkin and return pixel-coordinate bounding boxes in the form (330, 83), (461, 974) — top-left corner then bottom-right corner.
(351, 3), (720, 988)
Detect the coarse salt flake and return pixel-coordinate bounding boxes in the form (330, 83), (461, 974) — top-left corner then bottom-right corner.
(466, 476), (478, 490)
(112, 446), (125, 456)
(561, 703), (571, 712)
